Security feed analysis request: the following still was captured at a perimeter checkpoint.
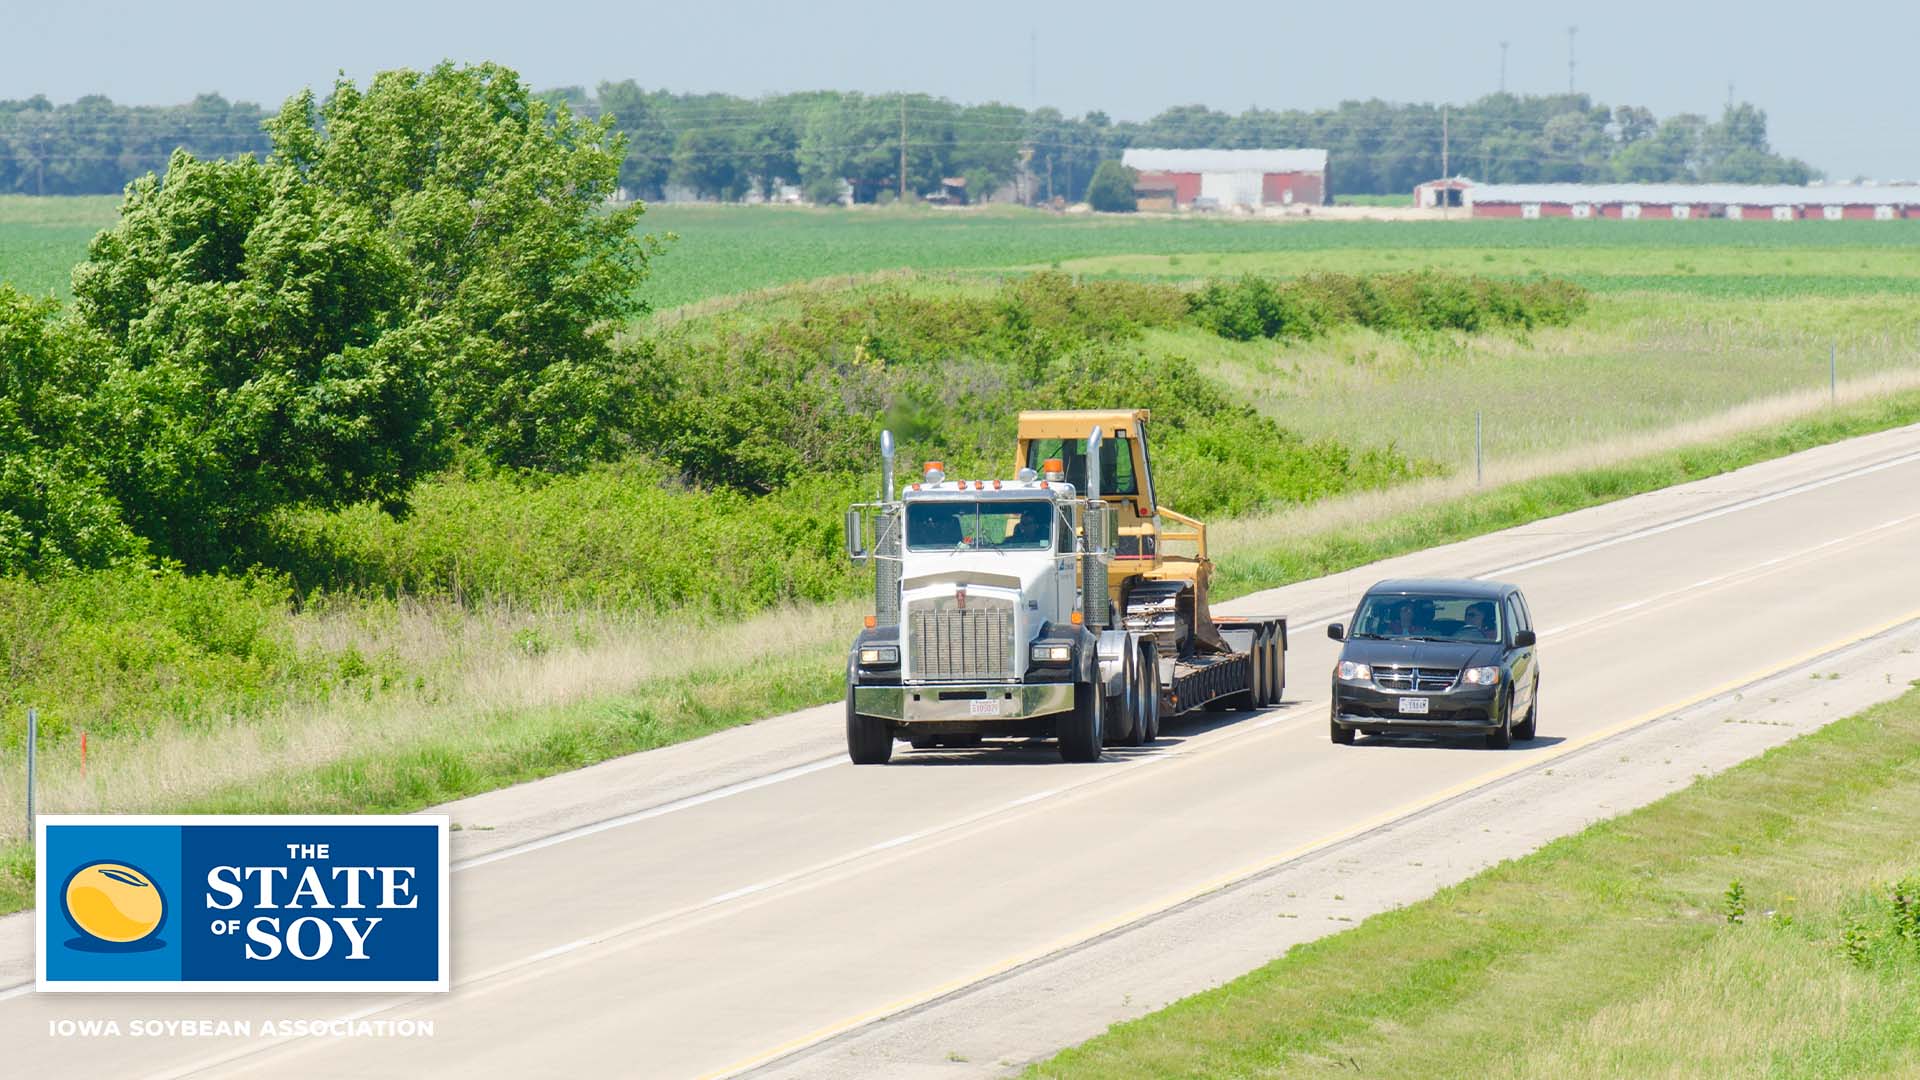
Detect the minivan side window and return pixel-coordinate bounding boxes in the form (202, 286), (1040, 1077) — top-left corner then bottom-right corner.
(1505, 596), (1527, 642)
(1515, 592), (1534, 630)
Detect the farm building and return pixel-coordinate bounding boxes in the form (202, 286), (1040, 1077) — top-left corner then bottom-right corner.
(1415, 176), (1475, 209)
(1466, 183), (1920, 220)
(1121, 148), (1330, 210)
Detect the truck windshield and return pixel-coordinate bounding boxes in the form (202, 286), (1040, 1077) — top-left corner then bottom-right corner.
(1351, 594), (1504, 644)
(906, 500), (1054, 552)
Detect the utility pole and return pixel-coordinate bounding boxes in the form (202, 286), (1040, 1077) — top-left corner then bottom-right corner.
(1029, 30), (1038, 111)
(899, 95), (908, 203)
(1499, 41), (1510, 94)
(1567, 26), (1578, 94)
(1441, 106), (1450, 219)
(1727, 81), (1736, 110)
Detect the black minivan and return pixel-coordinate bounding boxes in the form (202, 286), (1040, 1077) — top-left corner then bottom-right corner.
(1326, 578), (1539, 748)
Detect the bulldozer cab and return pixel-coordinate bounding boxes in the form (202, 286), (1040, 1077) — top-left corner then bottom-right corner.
(1016, 409), (1224, 655)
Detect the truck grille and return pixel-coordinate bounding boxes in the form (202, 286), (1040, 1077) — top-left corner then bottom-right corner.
(909, 600), (1015, 681)
(1375, 667), (1458, 692)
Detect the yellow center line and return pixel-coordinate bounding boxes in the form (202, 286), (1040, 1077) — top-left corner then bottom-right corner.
(700, 604), (1920, 1080)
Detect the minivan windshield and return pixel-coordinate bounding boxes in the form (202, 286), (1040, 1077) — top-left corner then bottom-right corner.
(1351, 594), (1503, 643)
(906, 500), (1054, 552)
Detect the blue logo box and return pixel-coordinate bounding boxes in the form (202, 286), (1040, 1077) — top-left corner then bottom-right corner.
(36, 815), (449, 993)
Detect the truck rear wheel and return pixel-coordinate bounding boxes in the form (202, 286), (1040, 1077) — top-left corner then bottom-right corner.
(1139, 642), (1161, 743)
(1059, 683), (1104, 763)
(1118, 646), (1146, 748)
(846, 688), (894, 765)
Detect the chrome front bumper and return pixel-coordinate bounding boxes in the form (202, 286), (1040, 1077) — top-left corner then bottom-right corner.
(853, 683), (1075, 724)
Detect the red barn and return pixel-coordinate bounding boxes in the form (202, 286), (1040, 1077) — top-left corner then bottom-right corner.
(1121, 148), (1329, 210)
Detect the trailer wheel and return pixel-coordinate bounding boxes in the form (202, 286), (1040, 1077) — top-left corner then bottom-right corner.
(1139, 641), (1161, 743)
(1059, 682), (1104, 763)
(846, 686), (894, 765)
(1248, 635), (1267, 706)
(1262, 633), (1284, 706)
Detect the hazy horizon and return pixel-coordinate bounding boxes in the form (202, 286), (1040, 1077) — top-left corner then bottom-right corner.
(6, 0), (1913, 180)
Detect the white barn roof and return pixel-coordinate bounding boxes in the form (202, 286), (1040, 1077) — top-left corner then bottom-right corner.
(1122, 148), (1329, 174)
(1468, 182), (1920, 207)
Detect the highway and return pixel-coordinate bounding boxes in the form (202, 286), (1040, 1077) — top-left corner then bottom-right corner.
(7, 423), (1920, 1078)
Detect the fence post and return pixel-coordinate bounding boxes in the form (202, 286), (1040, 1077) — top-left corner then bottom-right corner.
(25, 708), (36, 845)
(1830, 341), (1837, 405)
(1475, 411), (1484, 487)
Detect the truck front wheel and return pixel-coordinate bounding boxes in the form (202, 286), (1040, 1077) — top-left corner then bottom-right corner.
(846, 688), (894, 765)
(1058, 683), (1104, 763)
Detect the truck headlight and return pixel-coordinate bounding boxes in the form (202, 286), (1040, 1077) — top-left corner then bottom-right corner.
(1030, 643), (1073, 663)
(1462, 666), (1501, 686)
(1337, 660), (1371, 682)
(859, 646), (899, 666)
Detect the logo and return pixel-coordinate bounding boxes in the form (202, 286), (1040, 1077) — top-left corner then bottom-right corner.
(63, 861), (167, 949)
(37, 815), (448, 993)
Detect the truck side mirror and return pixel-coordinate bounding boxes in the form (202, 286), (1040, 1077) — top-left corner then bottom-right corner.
(845, 509), (867, 563)
(1512, 629), (1536, 648)
(1327, 623), (1345, 641)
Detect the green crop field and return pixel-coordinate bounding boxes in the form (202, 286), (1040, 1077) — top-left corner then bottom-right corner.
(7, 195), (1920, 307)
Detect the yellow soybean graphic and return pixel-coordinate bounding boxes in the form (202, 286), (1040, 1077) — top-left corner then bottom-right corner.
(65, 863), (164, 943)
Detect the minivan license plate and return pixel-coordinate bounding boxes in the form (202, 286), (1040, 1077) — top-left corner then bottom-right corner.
(970, 699), (1003, 716)
(1399, 697), (1430, 715)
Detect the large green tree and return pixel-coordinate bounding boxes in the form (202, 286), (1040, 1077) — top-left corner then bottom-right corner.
(0, 287), (141, 574)
(33, 61), (657, 569)
(69, 151), (439, 565)
(264, 62), (655, 470)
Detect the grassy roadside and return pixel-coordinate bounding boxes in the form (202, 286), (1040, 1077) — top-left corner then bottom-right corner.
(1028, 685), (1920, 1078)
(5, 391), (1919, 917)
(1212, 387), (1920, 600)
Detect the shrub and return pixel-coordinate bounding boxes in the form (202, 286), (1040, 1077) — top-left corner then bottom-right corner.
(1187, 270), (1588, 342)
(1085, 161), (1138, 213)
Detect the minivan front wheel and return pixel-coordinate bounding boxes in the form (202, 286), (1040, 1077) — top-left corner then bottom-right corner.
(1485, 688), (1515, 750)
(1514, 682), (1538, 742)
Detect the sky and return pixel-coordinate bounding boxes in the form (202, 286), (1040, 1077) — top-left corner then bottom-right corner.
(4, 0), (1914, 180)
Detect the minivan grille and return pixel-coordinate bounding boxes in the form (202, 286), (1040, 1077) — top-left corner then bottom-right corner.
(1375, 666), (1458, 692)
(908, 600), (1015, 681)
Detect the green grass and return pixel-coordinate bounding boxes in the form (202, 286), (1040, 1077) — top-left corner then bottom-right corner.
(1028, 683), (1920, 1079)
(0, 630), (848, 913)
(0, 195), (117, 298)
(1211, 388), (1920, 600)
(1055, 244), (1920, 297)
(9, 196), (1920, 307)
(1171, 290), (1920, 471)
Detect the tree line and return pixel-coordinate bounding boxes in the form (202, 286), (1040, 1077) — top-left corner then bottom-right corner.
(2, 86), (1816, 203)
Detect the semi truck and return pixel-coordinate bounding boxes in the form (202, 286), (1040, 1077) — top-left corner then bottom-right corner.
(841, 409), (1286, 764)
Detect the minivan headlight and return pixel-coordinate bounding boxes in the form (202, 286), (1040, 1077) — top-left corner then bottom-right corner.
(1462, 666), (1501, 686)
(1337, 660), (1371, 682)
(859, 645), (899, 666)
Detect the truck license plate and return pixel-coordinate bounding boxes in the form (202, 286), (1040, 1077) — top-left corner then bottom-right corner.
(1399, 697), (1430, 715)
(969, 700), (1003, 717)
